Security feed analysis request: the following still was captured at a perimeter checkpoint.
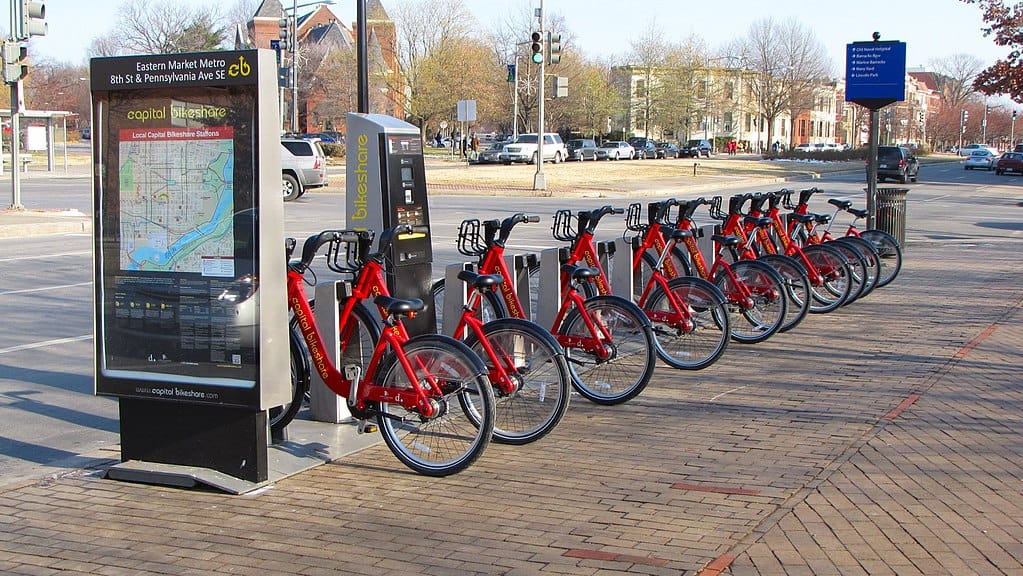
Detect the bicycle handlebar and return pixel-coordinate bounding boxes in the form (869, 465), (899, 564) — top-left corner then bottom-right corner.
(295, 230), (366, 271)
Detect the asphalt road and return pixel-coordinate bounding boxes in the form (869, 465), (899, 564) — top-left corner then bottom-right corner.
(1, 160), (1020, 488)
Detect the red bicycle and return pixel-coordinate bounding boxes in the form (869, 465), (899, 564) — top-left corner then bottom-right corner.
(433, 212), (656, 405)
(284, 225), (495, 476)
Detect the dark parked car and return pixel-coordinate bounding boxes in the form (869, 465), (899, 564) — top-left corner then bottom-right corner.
(995, 152), (1023, 175)
(681, 139), (712, 158)
(876, 145), (919, 183)
(633, 141), (658, 159)
(655, 141), (681, 159)
(566, 139), (599, 161)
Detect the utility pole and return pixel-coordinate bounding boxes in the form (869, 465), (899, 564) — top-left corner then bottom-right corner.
(6, 0), (47, 210)
(532, 0), (546, 192)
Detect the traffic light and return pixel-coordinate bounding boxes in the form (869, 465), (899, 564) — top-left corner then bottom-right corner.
(506, 63), (516, 83)
(20, 0), (46, 38)
(278, 17), (291, 51)
(962, 110), (969, 123)
(530, 32), (543, 64)
(1014, 110), (1018, 121)
(548, 33), (562, 65)
(2, 41), (28, 84)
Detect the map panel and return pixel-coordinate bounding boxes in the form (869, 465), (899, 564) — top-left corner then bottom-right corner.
(119, 127), (235, 275)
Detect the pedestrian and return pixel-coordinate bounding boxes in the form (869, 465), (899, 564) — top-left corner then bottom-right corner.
(471, 134), (480, 153)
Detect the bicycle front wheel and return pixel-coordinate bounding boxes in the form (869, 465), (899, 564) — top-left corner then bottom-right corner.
(801, 243), (851, 314)
(644, 275), (730, 370)
(269, 322), (310, 437)
(556, 295), (656, 405)
(376, 334), (494, 476)
(757, 253), (810, 333)
(464, 318), (571, 444)
(714, 260), (787, 344)
(859, 230), (902, 287)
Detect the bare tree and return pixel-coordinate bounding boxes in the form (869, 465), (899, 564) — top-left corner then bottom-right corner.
(929, 53), (985, 109)
(88, 0), (227, 56)
(734, 19), (788, 151)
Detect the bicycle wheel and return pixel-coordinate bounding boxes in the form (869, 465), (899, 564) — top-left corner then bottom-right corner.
(825, 240), (868, 305)
(431, 278), (507, 333)
(833, 236), (880, 298)
(801, 243), (851, 314)
(376, 334), (494, 476)
(714, 259), (787, 344)
(463, 318), (571, 445)
(643, 275), (730, 370)
(556, 295), (656, 405)
(757, 253), (810, 333)
(269, 322), (310, 436)
(859, 230), (902, 287)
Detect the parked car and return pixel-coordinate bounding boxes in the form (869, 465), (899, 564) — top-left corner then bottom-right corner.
(79, 127), (91, 141)
(565, 138), (600, 161)
(1014, 143), (1023, 153)
(793, 143), (815, 153)
(476, 142), (505, 164)
(995, 152), (1023, 175)
(681, 139), (712, 158)
(281, 138), (328, 201)
(875, 145), (919, 183)
(633, 141), (659, 159)
(499, 133), (567, 164)
(655, 141), (682, 159)
(598, 140), (635, 160)
(301, 132), (338, 143)
(964, 148), (996, 171)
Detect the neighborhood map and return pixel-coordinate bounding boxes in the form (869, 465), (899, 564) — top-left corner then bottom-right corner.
(118, 126), (235, 276)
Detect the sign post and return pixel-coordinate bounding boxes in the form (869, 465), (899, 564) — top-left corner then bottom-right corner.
(90, 50), (288, 490)
(845, 36), (906, 228)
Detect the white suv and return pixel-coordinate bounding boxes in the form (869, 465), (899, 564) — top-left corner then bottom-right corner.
(281, 138), (328, 201)
(499, 133), (567, 164)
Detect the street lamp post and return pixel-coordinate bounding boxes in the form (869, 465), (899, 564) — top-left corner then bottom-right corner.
(1012, 111), (1017, 148)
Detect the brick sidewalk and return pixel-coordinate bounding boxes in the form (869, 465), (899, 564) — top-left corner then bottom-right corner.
(1, 212), (1021, 574)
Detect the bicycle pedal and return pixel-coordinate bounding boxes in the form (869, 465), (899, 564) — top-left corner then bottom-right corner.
(357, 419), (378, 434)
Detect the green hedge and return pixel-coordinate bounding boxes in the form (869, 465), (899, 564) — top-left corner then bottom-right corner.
(320, 143), (345, 157)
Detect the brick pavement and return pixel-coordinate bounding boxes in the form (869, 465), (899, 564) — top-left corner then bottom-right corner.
(1, 194), (1022, 575)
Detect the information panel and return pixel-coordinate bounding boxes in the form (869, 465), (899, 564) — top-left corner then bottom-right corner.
(91, 51), (287, 410)
(845, 41), (907, 108)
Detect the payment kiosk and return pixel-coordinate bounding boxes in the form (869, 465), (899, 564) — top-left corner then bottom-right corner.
(346, 113), (435, 334)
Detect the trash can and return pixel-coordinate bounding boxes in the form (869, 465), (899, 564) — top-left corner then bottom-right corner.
(875, 187), (909, 248)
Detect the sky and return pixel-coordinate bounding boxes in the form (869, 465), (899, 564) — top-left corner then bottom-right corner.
(14, 0), (1011, 77)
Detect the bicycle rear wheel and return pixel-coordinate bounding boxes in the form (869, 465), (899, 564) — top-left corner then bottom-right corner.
(714, 260), (787, 344)
(376, 334), (494, 476)
(859, 230), (902, 287)
(757, 253), (810, 333)
(801, 243), (851, 313)
(556, 295), (656, 405)
(464, 318), (570, 444)
(643, 275), (730, 370)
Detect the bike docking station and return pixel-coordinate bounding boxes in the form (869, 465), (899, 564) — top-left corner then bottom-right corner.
(304, 113), (438, 425)
(90, 50), (339, 494)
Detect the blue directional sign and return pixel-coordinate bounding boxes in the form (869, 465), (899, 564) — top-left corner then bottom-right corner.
(845, 41), (906, 109)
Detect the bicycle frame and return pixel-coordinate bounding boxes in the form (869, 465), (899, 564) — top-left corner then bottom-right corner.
(449, 282), (520, 396)
(672, 202), (755, 307)
(286, 248), (441, 418)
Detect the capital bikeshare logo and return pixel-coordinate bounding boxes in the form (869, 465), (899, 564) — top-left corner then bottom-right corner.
(351, 134), (370, 220)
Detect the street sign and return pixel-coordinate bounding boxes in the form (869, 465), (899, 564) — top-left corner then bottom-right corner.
(845, 40), (906, 110)
(456, 99), (477, 122)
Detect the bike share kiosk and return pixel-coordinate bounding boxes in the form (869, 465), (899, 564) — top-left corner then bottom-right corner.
(91, 50), (289, 490)
(309, 113), (435, 423)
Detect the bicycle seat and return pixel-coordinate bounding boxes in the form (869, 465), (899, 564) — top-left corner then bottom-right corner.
(789, 213), (816, 224)
(711, 234), (741, 247)
(742, 215), (772, 228)
(848, 208), (868, 219)
(668, 227), (693, 241)
(813, 213), (832, 224)
(828, 198), (853, 210)
(457, 270), (504, 289)
(561, 264), (599, 282)
(373, 295), (425, 317)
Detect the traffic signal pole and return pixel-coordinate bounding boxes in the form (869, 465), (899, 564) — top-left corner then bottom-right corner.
(533, 0), (546, 192)
(6, 0), (46, 210)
